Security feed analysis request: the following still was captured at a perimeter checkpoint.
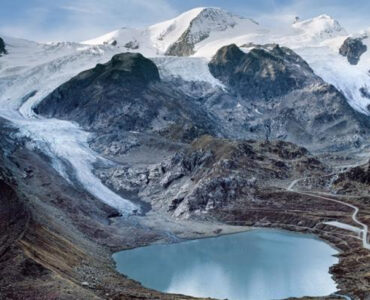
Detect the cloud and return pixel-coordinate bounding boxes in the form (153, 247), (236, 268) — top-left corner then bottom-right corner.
(0, 0), (369, 42)
(59, 5), (100, 15)
(0, 0), (178, 42)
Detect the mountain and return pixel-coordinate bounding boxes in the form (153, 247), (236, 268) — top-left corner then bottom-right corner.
(1, 6), (370, 300)
(208, 44), (370, 150)
(209, 44), (314, 99)
(83, 7), (261, 57)
(292, 14), (347, 40)
(36, 44), (370, 152)
(81, 8), (370, 116)
(34, 52), (219, 143)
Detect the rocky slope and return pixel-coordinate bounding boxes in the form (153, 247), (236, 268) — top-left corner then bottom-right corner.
(1, 112), (369, 299)
(0, 118), (207, 300)
(96, 136), (327, 217)
(207, 44), (370, 150)
(339, 37), (367, 65)
(0, 37), (6, 55)
(165, 8), (256, 56)
(209, 44), (314, 99)
(331, 160), (370, 195)
(35, 52), (217, 143)
(36, 45), (370, 152)
(1, 6), (370, 300)
(81, 7), (370, 116)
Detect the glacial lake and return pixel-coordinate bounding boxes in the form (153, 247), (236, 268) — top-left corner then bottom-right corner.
(113, 229), (339, 300)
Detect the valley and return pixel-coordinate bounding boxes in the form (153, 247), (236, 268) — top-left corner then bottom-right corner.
(0, 6), (370, 300)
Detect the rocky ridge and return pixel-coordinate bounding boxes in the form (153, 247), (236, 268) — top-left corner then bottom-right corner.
(36, 45), (370, 152)
(35, 52), (217, 142)
(2, 9), (370, 299)
(96, 135), (327, 218)
(207, 44), (370, 150)
(0, 37), (6, 55)
(165, 7), (247, 56)
(339, 36), (367, 65)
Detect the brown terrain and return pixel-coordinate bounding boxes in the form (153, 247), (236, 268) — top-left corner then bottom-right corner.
(1, 117), (369, 300)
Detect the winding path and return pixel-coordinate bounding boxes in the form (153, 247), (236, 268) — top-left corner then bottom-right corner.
(287, 179), (370, 250)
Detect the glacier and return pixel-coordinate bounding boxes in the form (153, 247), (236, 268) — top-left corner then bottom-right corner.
(0, 7), (369, 214)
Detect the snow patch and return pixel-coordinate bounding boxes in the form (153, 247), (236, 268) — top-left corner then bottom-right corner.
(153, 56), (224, 87)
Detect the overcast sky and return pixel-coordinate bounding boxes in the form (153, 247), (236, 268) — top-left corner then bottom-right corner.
(1, 0), (369, 42)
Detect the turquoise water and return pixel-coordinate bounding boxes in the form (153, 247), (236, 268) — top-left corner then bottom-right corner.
(113, 229), (339, 300)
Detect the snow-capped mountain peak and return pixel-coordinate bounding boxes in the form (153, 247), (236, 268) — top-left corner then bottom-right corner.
(75, 8), (370, 115)
(292, 14), (347, 40)
(163, 7), (253, 45)
(147, 7), (207, 53)
(83, 7), (260, 56)
(157, 7), (259, 56)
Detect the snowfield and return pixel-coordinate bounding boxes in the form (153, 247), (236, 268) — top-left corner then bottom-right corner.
(0, 38), (139, 214)
(0, 7), (369, 213)
(83, 8), (370, 115)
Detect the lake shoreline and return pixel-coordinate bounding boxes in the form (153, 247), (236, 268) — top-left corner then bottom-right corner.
(109, 214), (360, 300)
(112, 227), (339, 300)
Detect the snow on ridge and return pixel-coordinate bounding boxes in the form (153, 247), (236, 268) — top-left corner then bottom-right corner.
(292, 14), (347, 40)
(0, 8), (369, 214)
(82, 7), (209, 51)
(0, 37), (140, 214)
(153, 56), (224, 87)
(148, 7), (206, 52)
(175, 7), (250, 45)
(2, 7), (370, 116)
(81, 7), (259, 56)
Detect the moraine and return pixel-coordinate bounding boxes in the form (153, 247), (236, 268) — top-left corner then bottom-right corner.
(113, 229), (339, 300)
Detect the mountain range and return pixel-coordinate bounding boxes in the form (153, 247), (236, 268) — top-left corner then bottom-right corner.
(0, 7), (370, 300)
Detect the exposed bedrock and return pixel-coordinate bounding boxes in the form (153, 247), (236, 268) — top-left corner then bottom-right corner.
(0, 37), (7, 55)
(36, 45), (370, 154)
(207, 44), (370, 151)
(339, 37), (367, 65)
(35, 52), (217, 143)
(209, 44), (314, 99)
(97, 135), (328, 218)
(165, 8), (239, 57)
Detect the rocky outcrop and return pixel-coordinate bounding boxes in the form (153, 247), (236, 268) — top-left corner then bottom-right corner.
(166, 30), (198, 56)
(209, 44), (313, 99)
(124, 40), (139, 49)
(0, 37), (7, 55)
(339, 37), (367, 65)
(37, 46), (370, 153)
(360, 87), (370, 99)
(98, 135), (327, 217)
(35, 53), (217, 142)
(207, 44), (370, 151)
(332, 160), (370, 195)
(165, 8), (241, 57)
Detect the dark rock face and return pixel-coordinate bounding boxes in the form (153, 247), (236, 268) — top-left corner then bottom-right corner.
(339, 37), (367, 65)
(166, 8), (238, 57)
(35, 52), (216, 142)
(360, 87), (370, 99)
(206, 44), (370, 150)
(37, 46), (370, 152)
(166, 27), (199, 57)
(98, 135), (327, 217)
(0, 37), (7, 55)
(82, 52), (160, 85)
(124, 40), (139, 50)
(209, 44), (313, 99)
(335, 161), (370, 185)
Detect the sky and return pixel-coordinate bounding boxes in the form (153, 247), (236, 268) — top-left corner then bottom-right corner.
(0, 0), (369, 42)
